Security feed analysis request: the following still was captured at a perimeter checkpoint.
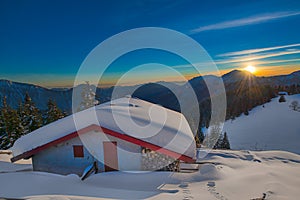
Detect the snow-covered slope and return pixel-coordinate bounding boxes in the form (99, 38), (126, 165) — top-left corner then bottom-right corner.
(223, 94), (300, 154)
(1, 149), (300, 199)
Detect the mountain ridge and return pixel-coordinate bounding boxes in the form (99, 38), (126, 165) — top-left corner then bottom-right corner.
(1, 69), (299, 89)
(0, 69), (299, 113)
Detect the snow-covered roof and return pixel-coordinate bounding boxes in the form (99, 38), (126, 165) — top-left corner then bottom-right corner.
(11, 97), (196, 160)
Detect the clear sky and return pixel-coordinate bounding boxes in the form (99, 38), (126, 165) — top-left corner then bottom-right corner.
(0, 0), (300, 87)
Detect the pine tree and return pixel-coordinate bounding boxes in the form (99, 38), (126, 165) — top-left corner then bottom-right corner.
(20, 93), (42, 134)
(0, 108), (5, 137)
(0, 109), (7, 149)
(220, 132), (231, 149)
(77, 81), (99, 112)
(1, 96), (12, 149)
(0, 96), (24, 149)
(213, 133), (223, 149)
(45, 99), (65, 124)
(211, 132), (231, 150)
(204, 124), (222, 149)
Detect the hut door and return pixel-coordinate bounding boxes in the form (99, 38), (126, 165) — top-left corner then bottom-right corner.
(103, 141), (118, 172)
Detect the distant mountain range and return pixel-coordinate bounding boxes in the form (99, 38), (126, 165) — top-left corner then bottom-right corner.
(0, 70), (299, 113)
(223, 69), (300, 86)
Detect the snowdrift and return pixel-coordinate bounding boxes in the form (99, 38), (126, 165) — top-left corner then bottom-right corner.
(1, 149), (300, 199)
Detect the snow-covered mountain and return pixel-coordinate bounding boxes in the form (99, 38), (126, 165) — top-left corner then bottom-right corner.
(261, 70), (300, 86)
(0, 79), (72, 112)
(222, 69), (257, 84)
(221, 69), (300, 86)
(223, 94), (300, 154)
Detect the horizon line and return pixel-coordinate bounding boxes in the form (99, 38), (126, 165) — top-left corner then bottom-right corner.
(0, 68), (299, 89)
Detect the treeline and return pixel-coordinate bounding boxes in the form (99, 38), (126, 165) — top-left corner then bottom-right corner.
(198, 83), (277, 127)
(225, 83), (300, 120)
(195, 83), (278, 148)
(0, 93), (65, 149)
(0, 82), (99, 150)
(274, 84), (300, 95)
(226, 84), (275, 119)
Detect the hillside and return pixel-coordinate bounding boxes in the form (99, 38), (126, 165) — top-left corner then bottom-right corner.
(223, 94), (300, 154)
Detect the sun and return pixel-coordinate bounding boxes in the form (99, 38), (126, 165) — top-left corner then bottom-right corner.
(244, 65), (256, 74)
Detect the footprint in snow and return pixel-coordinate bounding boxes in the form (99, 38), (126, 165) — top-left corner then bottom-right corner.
(207, 181), (228, 200)
(179, 182), (194, 200)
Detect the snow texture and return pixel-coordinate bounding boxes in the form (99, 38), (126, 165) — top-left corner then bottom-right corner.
(0, 150), (32, 173)
(223, 94), (300, 154)
(1, 149), (300, 199)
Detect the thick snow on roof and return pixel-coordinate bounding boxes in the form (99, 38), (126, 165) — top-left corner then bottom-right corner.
(11, 97), (196, 159)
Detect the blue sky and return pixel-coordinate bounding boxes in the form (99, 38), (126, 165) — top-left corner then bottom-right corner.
(0, 0), (300, 87)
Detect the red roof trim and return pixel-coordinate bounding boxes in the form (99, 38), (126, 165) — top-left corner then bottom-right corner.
(11, 124), (195, 163)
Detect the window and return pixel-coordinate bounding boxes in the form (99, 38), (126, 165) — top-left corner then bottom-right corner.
(73, 145), (84, 158)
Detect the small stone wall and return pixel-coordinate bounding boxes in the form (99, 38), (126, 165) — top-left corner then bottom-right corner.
(141, 148), (180, 171)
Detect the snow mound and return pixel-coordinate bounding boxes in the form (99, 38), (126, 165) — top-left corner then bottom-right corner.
(1, 149), (300, 199)
(0, 150), (32, 172)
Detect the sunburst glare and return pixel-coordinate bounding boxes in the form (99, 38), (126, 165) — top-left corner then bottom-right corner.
(244, 65), (256, 74)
